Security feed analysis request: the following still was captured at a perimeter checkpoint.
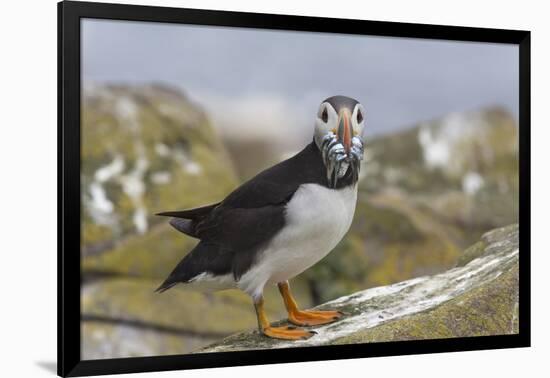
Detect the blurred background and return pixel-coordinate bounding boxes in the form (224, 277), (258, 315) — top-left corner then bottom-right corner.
(80, 19), (519, 359)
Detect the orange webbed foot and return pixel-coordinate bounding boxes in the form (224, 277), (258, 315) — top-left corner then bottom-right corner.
(288, 309), (344, 327)
(262, 325), (317, 340)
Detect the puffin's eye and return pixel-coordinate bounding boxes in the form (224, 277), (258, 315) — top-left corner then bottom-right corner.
(356, 110), (363, 124)
(321, 107), (328, 123)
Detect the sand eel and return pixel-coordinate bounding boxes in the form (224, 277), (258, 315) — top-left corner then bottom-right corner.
(156, 96), (366, 340)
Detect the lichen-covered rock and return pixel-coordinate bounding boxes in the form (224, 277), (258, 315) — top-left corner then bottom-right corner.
(81, 84), (238, 259)
(455, 223), (519, 267)
(362, 107), (518, 194)
(199, 224), (518, 353)
(333, 265), (518, 344)
(82, 222), (197, 279)
(364, 107), (518, 238)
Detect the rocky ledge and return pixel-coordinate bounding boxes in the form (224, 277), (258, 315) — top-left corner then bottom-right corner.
(200, 224), (519, 353)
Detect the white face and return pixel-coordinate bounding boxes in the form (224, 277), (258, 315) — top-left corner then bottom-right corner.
(314, 101), (366, 150)
(313, 99), (366, 188)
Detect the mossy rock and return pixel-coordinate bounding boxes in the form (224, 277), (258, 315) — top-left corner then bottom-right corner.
(199, 223), (518, 353)
(334, 265), (518, 344)
(456, 224), (518, 267)
(455, 241), (487, 267)
(82, 223), (197, 279)
(81, 84), (238, 256)
(361, 107), (518, 194)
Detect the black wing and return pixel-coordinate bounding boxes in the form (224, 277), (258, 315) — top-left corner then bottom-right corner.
(157, 142), (326, 236)
(218, 142), (326, 209)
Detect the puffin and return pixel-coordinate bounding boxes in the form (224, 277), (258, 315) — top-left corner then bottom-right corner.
(156, 96), (365, 340)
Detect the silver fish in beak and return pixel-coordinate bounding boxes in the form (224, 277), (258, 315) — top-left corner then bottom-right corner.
(321, 109), (364, 188)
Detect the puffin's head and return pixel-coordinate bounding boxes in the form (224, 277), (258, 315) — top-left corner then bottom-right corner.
(314, 96), (365, 188)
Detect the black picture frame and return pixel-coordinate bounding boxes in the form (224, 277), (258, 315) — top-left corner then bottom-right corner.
(58, 1), (531, 376)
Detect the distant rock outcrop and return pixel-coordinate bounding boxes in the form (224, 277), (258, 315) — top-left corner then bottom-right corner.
(200, 224), (519, 352)
(81, 84), (238, 275)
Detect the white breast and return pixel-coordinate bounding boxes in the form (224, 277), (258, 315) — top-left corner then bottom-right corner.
(238, 183), (358, 299)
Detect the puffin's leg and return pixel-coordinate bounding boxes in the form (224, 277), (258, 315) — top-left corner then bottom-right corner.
(253, 295), (316, 340)
(278, 281), (343, 326)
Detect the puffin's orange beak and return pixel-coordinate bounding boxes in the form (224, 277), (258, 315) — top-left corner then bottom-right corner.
(337, 109), (352, 154)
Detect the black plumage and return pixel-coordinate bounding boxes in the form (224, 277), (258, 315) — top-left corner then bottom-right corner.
(323, 95), (359, 113)
(158, 203), (220, 238)
(155, 141), (357, 293)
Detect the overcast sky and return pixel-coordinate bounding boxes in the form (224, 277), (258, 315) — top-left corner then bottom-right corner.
(82, 19), (518, 140)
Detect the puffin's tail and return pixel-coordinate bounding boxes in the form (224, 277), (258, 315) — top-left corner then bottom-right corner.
(156, 202), (220, 238)
(154, 242), (227, 294)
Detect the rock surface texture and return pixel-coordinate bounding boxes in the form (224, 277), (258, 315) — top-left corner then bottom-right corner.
(200, 224), (519, 353)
